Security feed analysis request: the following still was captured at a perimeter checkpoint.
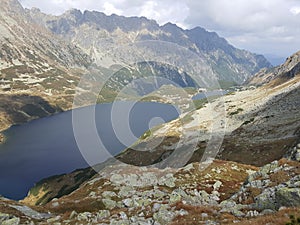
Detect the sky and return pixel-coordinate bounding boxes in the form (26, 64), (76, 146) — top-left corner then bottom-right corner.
(19, 0), (300, 65)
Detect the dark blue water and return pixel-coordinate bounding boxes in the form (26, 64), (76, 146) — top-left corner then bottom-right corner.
(0, 102), (179, 200)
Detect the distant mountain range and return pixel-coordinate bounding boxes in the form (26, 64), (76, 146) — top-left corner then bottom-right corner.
(28, 7), (271, 85)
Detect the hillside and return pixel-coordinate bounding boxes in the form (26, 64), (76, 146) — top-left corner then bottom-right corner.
(0, 0), (92, 135)
(6, 51), (298, 225)
(248, 50), (300, 86)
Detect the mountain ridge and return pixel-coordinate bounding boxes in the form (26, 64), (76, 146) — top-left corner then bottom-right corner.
(28, 7), (272, 84)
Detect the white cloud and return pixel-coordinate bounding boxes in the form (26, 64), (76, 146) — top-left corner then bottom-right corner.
(19, 0), (300, 60)
(103, 2), (123, 15)
(290, 6), (300, 15)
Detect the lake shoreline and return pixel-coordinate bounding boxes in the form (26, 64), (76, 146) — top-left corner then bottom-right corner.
(0, 101), (180, 200)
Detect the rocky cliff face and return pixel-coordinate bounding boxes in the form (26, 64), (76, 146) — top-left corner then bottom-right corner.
(248, 50), (300, 86)
(28, 8), (271, 85)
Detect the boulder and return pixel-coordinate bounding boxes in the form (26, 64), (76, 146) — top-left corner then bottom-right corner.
(275, 187), (300, 208)
(96, 210), (110, 220)
(153, 209), (176, 224)
(102, 199), (117, 210)
(254, 188), (276, 210)
(2, 217), (20, 225)
(158, 174), (176, 188)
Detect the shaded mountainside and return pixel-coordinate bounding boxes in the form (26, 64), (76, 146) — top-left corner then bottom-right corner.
(0, 0), (91, 131)
(28, 8), (271, 85)
(0, 0), (93, 133)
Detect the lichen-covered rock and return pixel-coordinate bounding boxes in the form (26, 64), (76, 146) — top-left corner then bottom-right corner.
(130, 216), (155, 225)
(0, 213), (10, 222)
(254, 188), (276, 210)
(2, 217), (20, 225)
(213, 180), (222, 190)
(134, 198), (152, 207)
(153, 209), (176, 224)
(219, 200), (246, 217)
(118, 186), (136, 197)
(140, 173), (158, 186)
(102, 191), (117, 199)
(102, 199), (117, 210)
(77, 212), (92, 221)
(110, 219), (130, 225)
(96, 210), (111, 220)
(152, 189), (167, 199)
(110, 174), (124, 185)
(158, 174), (176, 188)
(123, 198), (134, 208)
(169, 192), (182, 204)
(259, 161), (278, 177)
(275, 187), (300, 208)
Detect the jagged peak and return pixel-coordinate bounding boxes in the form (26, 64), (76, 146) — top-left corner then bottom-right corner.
(64, 8), (82, 17)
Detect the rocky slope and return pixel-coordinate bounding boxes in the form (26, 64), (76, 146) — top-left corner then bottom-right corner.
(248, 50), (300, 86)
(0, 0), (93, 134)
(28, 8), (271, 85)
(2, 144), (299, 224)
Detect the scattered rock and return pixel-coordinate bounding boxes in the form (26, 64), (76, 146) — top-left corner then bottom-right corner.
(2, 217), (20, 225)
(102, 199), (117, 210)
(123, 198), (134, 208)
(153, 209), (176, 224)
(97, 210), (110, 220)
(77, 212), (92, 221)
(158, 174), (176, 188)
(213, 180), (222, 190)
(69, 211), (77, 219)
(102, 191), (117, 199)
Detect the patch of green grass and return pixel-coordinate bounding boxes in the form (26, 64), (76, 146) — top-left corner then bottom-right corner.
(35, 191), (53, 206)
(229, 108), (244, 116)
(218, 80), (238, 89)
(242, 117), (255, 125)
(181, 113), (194, 124)
(140, 130), (152, 140)
(193, 99), (208, 110)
